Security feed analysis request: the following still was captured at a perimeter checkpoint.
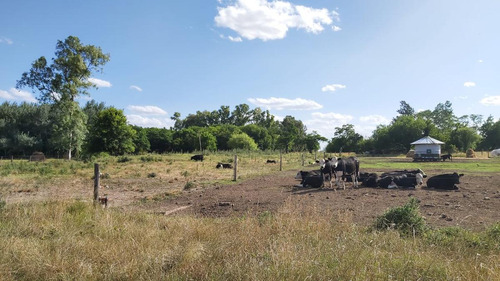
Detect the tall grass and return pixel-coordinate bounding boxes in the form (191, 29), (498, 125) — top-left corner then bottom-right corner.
(0, 200), (498, 280)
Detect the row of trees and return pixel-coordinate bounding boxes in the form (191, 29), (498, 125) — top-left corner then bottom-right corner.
(325, 101), (500, 154)
(0, 101), (326, 157)
(3, 36), (499, 158)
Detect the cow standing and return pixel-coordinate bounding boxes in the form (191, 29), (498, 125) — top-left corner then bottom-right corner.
(321, 157), (360, 189)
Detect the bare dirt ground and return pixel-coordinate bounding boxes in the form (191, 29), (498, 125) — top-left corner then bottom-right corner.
(130, 167), (500, 231)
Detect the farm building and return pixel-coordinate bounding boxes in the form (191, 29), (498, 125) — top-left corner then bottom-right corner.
(411, 136), (444, 161)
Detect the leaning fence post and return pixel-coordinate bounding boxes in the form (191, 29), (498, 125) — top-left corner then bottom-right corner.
(232, 155), (238, 181)
(94, 163), (100, 203)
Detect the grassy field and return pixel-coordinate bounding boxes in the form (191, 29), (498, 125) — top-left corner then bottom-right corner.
(0, 152), (499, 280)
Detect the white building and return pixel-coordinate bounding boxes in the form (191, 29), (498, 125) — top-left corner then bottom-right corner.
(411, 136), (444, 161)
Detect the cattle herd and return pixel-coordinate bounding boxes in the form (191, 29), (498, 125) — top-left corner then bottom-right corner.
(189, 154), (464, 190)
(296, 157), (464, 190)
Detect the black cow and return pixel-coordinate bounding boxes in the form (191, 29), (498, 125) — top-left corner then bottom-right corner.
(322, 157), (360, 189)
(360, 172), (378, 187)
(190, 154), (204, 161)
(426, 173), (464, 190)
(216, 162), (233, 169)
(295, 170), (324, 188)
(441, 154), (452, 161)
(266, 160), (277, 164)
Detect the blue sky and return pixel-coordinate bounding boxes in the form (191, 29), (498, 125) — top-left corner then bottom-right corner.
(1, 0), (499, 139)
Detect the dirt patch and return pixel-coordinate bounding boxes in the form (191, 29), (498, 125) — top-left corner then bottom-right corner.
(131, 168), (500, 231)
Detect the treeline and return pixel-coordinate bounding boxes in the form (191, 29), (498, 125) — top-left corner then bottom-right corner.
(0, 101), (326, 158)
(326, 101), (500, 154)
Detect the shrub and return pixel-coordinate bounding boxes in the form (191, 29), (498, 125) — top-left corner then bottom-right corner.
(117, 156), (132, 163)
(183, 181), (196, 190)
(374, 198), (427, 237)
(147, 172), (157, 178)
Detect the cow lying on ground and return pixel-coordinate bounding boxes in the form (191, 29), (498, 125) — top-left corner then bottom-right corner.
(190, 154), (204, 161)
(216, 162), (232, 169)
(441, 154), (452, 161)
(295, 170), (324, 188)
(359, 172), (378, 187)
(266, 160), (277, 164)
(426, 173), (464, 190)
(377, 173), (424, 189)
(380, 169), (427, 178)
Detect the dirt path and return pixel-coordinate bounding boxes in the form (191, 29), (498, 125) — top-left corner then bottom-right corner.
(130, 169), (500, 230)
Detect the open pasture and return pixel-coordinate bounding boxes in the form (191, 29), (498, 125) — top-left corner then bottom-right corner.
(1, 153), (499, 230)
(1, 153), (500, 280)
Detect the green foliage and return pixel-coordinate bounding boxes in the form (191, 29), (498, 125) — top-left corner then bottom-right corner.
(117, 156), (132, 163)
(227, 132), (258, 150)
(86, 107), (136, 156)
(16, 36), (109, 160)
(183, 181), (196, 190)
(374, 198), (427, 237)
(326, 124), (363, 153)
(449, 127), (481, 152)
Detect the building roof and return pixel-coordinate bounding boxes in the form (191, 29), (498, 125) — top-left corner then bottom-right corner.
(410, 136), (444, 145)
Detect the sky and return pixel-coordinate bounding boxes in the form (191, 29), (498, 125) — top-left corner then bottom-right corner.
(1, 0), (499, 140)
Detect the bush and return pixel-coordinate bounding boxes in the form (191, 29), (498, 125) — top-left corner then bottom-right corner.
(117, 156), (132, 163)
(374, 198), (427, 237)
(183, 181), (196, 190)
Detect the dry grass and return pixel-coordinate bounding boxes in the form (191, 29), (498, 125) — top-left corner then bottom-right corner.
(0, 199), (499, 280)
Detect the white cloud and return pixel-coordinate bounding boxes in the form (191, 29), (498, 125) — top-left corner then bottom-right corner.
(248, 97), (322, 110)
(0, 37), (13, 44)
(130, 85), (143, 92)
(478, 59), (483, 63)
(304, 112), (353, 139)
(0, 88), (37, 103)
(127, 105), (168, 115)
(215, 0), (338, 41)
(480, 96), (500, 106)
(359, 115), (390, 125)
(332, 25), (342, 32)
(88, 78), (112, 88)
(464, 81), (476, 87)
(126, 115), (174, 128)
(228, 36), (243, 42)
(321, 84), (346, 92)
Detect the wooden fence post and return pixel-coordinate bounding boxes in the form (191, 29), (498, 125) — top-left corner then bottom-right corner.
(280, 150), (283, 171)
(301, 153), (304, 166)
(232, 155), (238, 181)
(94, 163), (100, 203)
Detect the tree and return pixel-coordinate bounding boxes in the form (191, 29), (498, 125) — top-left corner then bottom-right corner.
(449, 127), (481, 152)
(303, 131), (327, 153)
(326, 124), (363, 153)
(49, 99), (88, 158)
(397, 100), (415, 116)
(277, 116), (306, 152)
(227, 133), (258, 150)
(479, 118), (500, 150)
(432, 101), (456, 132)
(85, 107), (136, 155)
(17, 36), (110, 159)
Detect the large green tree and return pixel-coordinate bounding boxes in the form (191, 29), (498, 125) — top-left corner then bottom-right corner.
(86, 107), (136, 155)
(17, 36), (110, 159)
(326, 124), (363, 153)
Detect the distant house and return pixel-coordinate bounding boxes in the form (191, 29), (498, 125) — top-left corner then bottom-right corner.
(411, 136), (444, 162)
